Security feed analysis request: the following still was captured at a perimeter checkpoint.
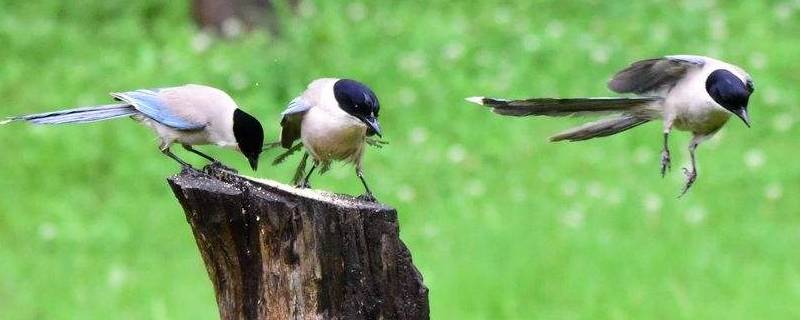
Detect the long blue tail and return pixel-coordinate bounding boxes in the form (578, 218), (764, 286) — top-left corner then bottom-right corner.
(1, 104), (136, 125)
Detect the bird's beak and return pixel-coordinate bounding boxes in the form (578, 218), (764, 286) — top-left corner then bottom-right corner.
(248, 156), (259, 171)
(360, 116), (382, 137)
(734, 107), (751, 128)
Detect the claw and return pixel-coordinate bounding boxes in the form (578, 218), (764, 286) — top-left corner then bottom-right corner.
(181, 164), (202, 175)
(357, 193), (377, 202)
(678, 167), (697, 198)
(205, 161), (238, 174)
(366, 138), (389, 148)
(660, 149), (671, 177)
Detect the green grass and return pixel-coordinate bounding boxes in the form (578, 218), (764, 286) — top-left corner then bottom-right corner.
(1, 1), (799, 319)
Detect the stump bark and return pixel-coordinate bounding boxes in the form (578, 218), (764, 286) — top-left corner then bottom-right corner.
(167, 167), (429, 320)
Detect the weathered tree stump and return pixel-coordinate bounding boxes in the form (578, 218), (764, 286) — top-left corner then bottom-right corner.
(167, 167), (429, 320)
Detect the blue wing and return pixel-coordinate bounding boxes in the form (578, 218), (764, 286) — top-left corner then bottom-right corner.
(111, 89), (205, 130)
(281, 96), (313, 116)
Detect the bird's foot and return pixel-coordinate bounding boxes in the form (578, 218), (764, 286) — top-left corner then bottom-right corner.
(365, 138), (389, 149)
(180, 164), (203, 175)
(678, 167), (697, 198)
(205, 161), (238, 174)
(296, 181), (312, 189)
(660, 150), (671, 177)
(356, 193), (378, 202)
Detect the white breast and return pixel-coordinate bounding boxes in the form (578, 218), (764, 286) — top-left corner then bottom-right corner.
(300, 87), (368, 165)
(664, 60), (736, 134)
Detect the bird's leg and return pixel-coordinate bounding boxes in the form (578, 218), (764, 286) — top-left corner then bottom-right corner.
(660, 128), (672, 177)
(161, 145), (194, 170)
(678, 139), (700, 197)
(182, 144), (217, 162)
(182, 145), (236, 172)
(355, 166), (377, 202)
(298, 160), (317, 189)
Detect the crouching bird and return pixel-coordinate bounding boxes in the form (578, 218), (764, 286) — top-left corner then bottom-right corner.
(275, 78), (382, 201)
(2, 84), (264, 170)
(467, 55), (754, 196)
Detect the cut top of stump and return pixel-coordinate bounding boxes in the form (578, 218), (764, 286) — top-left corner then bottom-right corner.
(169, 167), (393, 212)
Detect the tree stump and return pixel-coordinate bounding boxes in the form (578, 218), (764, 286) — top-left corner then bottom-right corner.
(167, 166), (429, 320)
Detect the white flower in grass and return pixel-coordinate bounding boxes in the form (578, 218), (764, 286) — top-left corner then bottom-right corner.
(511, 187), (526, 203)
(397, 87), (417, 106)
(447, 145), (466, 164)
(762, 87), (780, 106)
(108, 265), (128, 289)
(562, 206), (585, 229)
(590, 47), (611, 64)
(298, 1), (316, 18)
(749, 52), (768, 70)
(643, 193), (662, 213)
(398, 52), (428, 77)
(522, 34), (541, 52)
(545, 21), (565, 39)
(709, 14), (727, 41)
(191, 32), (213, 53)
(744, 149), (766, 170)
(561, 180), (579, 197)
(587, 181), (604, 199)
(346, 2), (367, 22)
(684, 206), (707, 225)
(606, 188), (624, 205)
(38, 222), (58, 241)
(633, 146), (652, 165)
(765, 183), (783, 200)
(397, 87), (417, 107)
(228, 72), (248, 91)
(494, 7), (512, 25)
(652, 24), (671, 43)
(465, 180), (486, 197)
(396, 185), (416, 203)
(774, 3), (793, 20)
(772, 114), (794, 132)
(422, 224), (439, 239)
(443, 42), (465, 62)
(221, 18), (243, 38)
(409, 127), (428, 145)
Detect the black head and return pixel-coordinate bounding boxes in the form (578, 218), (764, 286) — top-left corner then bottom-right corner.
(333, 79), (382, 137)
(232, 109), (264, 170)
(706, 69), (754, 127)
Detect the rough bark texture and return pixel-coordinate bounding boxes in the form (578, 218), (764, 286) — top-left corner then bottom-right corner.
(167, 166), (429, 320)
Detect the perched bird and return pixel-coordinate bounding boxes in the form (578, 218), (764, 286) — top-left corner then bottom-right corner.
(467, 55), (754, 195)
(277, 78), (382, 200)
(1, 84), (264, 170)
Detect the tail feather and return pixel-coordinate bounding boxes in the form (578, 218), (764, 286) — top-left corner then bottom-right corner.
(550, 115), (651, 142)
(3, 104), (135, 125)
(467, 96), (660, 117)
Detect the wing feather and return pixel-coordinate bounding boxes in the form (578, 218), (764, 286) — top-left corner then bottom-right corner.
(608, 56), (705, 95)
(111, 89), (205, 130)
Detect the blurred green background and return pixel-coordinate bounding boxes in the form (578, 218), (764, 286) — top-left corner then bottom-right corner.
(1, 1), (799, 319)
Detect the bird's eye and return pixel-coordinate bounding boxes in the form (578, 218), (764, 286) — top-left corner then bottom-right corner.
(746, 80), (754, 93)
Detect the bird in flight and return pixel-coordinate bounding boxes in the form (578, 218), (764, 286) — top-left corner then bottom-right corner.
(468, 55), (754, 196)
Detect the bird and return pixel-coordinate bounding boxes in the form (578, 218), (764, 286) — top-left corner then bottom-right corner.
(275, 78), (382, 200)
(1, 84), (264, 171)
(467, 55), (754, 196)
